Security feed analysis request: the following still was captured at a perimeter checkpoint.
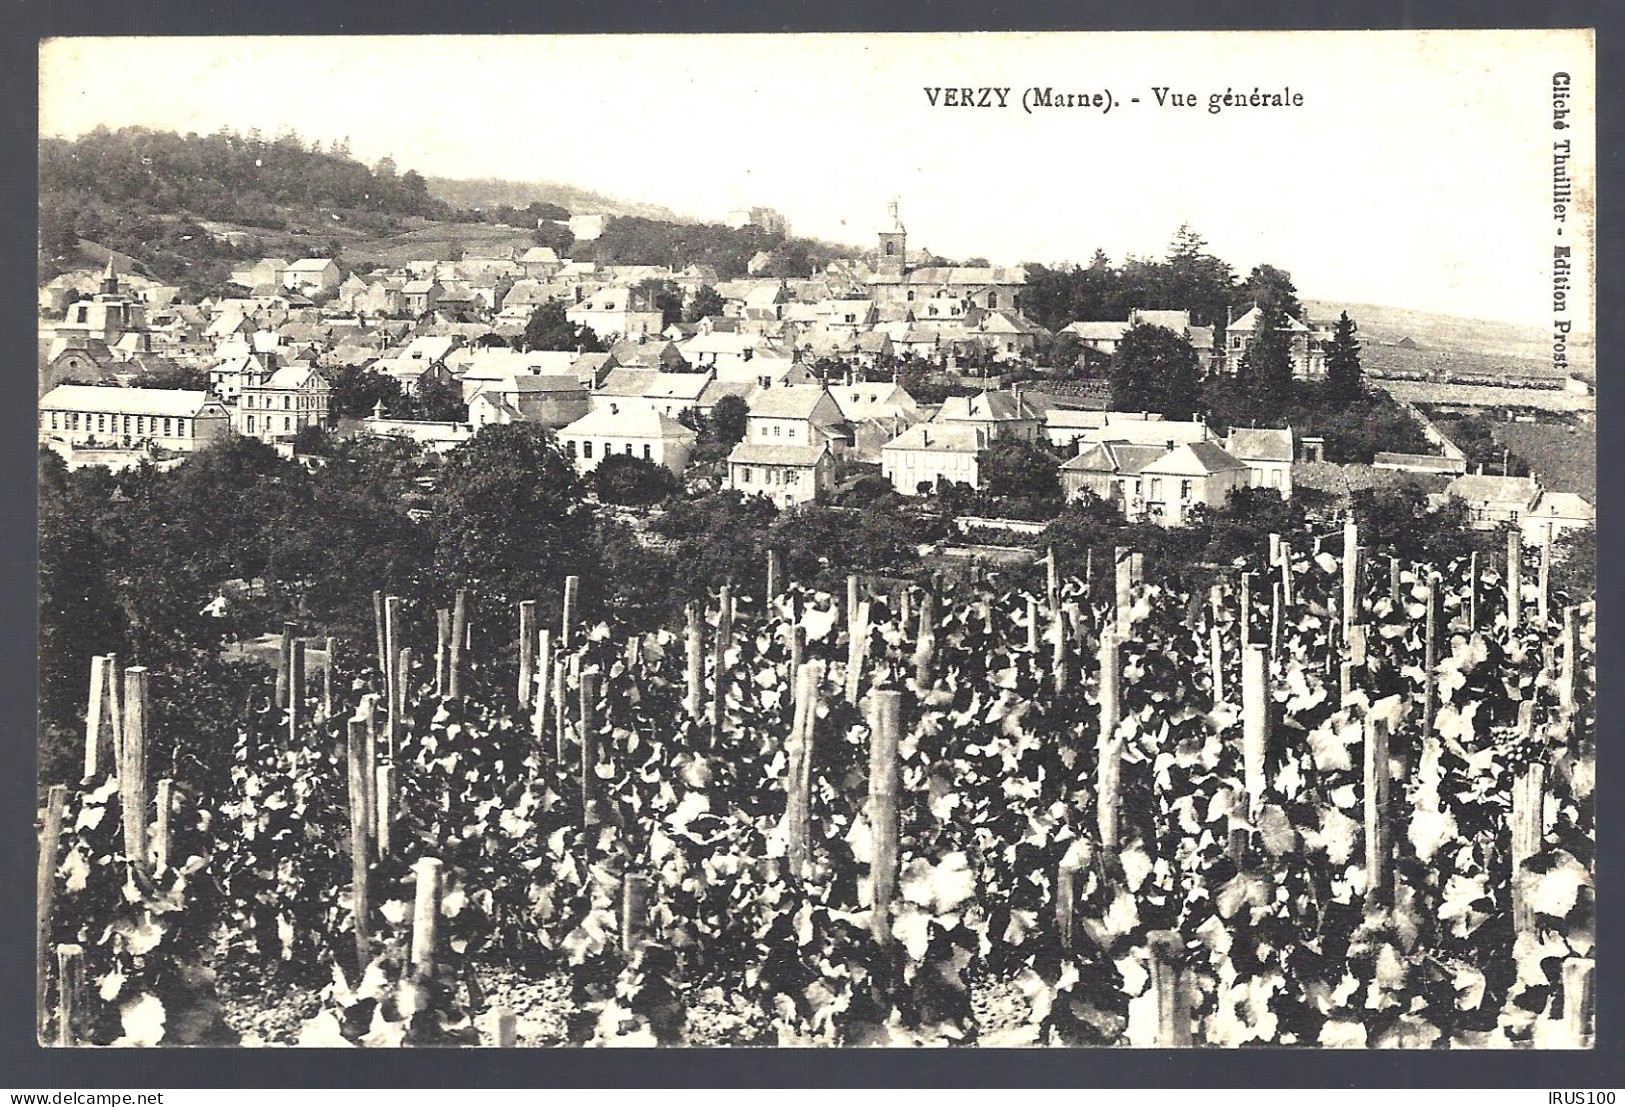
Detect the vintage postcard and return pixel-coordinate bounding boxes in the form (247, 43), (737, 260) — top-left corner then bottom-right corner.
(35, 30), (1595, 1049)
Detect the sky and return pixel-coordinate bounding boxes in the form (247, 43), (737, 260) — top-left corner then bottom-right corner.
(40, 31), (1594, 330)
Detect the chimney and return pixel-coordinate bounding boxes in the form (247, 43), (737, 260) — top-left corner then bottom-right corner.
(1166, 440), (1176, 452)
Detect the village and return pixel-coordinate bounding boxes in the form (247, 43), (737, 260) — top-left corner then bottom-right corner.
(35, 199), (1594, 548)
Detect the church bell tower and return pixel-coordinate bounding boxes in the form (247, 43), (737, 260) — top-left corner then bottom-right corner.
(877, 197), (906, 276)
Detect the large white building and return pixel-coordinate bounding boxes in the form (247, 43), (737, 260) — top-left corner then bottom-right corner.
(881, 423), (986, 494)
(40, 385), (231, 453)
(557, 404), (696, 475)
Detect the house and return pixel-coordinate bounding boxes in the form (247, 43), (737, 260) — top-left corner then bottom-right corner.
(1522, 490), (1594, 548)
(518, 247), (563, 279)
(39, 385), (231, 453)
(727, 442), (836, 508)
(1059, 442), (1170, 511)
(208, 352), (279, 403)
(566, 287), (664, 339)
(557, 404), (696, 475)
(931, 390), (1043, 443)
(590, 369), (715, 419)
(1443, 474), (1542, 529)
(1223, 303), (1326, 378)
(678, 331), (778, 379)
(830, 382), (923, 425)
(1224, 426), (1295, 497)
(1137, 442), (1252, 526)
(354, 279), (406, 317)
(41, 336), (118, 394)
(54, 261), (147, 346)
(283, 258), (343, 295)
(402, 279), (443, 316)
(608, 338), (686, 372)
(230, 258), (289, 289)
(742, 386), (846, 451)
(468, 375), (590, 431)
(236, 363), (331, 442)
(967, 311), (1047, 360)
(881, 423), (986, 494)
(453, 348), (579, 401)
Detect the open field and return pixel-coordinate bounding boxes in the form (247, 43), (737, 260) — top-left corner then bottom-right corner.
(1493, 421), (1597, 501)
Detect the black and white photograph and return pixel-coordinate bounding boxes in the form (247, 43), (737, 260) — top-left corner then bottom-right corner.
(33, 28), (1597, 1051)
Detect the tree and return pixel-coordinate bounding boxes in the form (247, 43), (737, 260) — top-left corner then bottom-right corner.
(521, 300), (604, 353)
(411, 375), (466, 422)
(593, 453), (681, 506)
(978, 436), (1063, 518)
(431, 424), (591, 618)
(709, 394), (749, 448)
(1324, 311), (1363, 402)
(684, 284), (725, 323)
(635, 278), (684, 329)
(327, 366), (407, 419)
(1108, 324), (1203, 418)
(1237, 300), (1294, 414)
(1238, 264), (1303, 323)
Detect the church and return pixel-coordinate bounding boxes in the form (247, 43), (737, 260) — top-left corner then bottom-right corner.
(863, 200), (1027, 315)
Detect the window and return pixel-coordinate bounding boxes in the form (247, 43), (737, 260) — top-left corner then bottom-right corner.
(1180, 479), (1193, 501)
(284, 417), (292, 432)
(97, 414), (106, 434)
(566, 440), (577, 457)
(785, 469), (798, 486)
(177, 419), (187, 438)
(1150, 478), (1163, 499)
(643, 444), (651, 460)
(773, 425), (781, 437)
(49, 412), (57, 430)
(906, 291), (915, 302)
(284, 396), (291, 410)
(583, 441), (594, 459)
(626, 442), (635, 455)
(741, 467), (752, 484)
(123, 416), (131, 434)
(1269, 469), (1282, 488)
(246, 415), (256, 433)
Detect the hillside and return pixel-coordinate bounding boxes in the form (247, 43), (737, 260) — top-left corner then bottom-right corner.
(1304, 299), (1590, 379)
(426, 175), (684, 222)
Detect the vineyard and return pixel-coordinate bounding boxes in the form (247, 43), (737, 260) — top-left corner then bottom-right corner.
(35, 523), (1595, 1048)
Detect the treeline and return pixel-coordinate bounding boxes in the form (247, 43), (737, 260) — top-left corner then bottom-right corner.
(41, 128), (450, 224)
(1022, 225), (1306, 334)
(590, 216), (860, 279)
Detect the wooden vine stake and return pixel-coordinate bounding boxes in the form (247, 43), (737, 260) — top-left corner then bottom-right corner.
(401, 857), (442, 1013)
(684, 602), (704, 721)
(912, 592), (936, 689)
(1055, 865), (1076, 950)
(1045, 544), (1060, 618)
(288, 640), (306, 746)
(552, 658), (569, 763)
(867, 690), (903, 944)
(1510, 753), (1546, 939)
(1506, 528), (1522, 631)
(1097, 629), (1123, 861)
(1559, 605), (1580, 717)
(1026, 597), (1041, 654)
(1538, 535), (1551, 626)
(36, 784), (67, 1043)
(359, 693), (380, 834)
(1269, 581), (1283, 668)
(1147, 930), (1193, 1047)
(322, 636), (335, 720)
(448, 589), (468, 699)
(532, 628), (552, 742)
(1562, 958), (1595, 1048)
(54, 945), (83, 1047)
(1341, 518), (1360, 643)
(579, 671), (601, 824)
(434, 608), (450, 696)
(1208, 587), (1225, 702)
(1051, 604), (1069, 693)
(84, 655), (114, 781)
(1268, 532), (1282, 566)
(1423, 583), (1438, 738)
(276, 621), (295, 709)
(345, 719), (372, 968)
(1114, 546), (1134, 633)
(788, 624), (806, 691)
(1280, 543), (1294, 607)
(375, 762), (396, 858)
(846, 574), (860, 631)
(1240, 571), (1253, 647)
(1241, 646), (1269, 820)
(1364, 714), (1392, 909)
(151, 778), (175, 875)
(785, 661), (822, 879)
(621, 873), (651, 954)
(844, 599), (871, 706)
(1388, 556), (1402, 608)
(120, 667), (150, 875)
(518, 600), (536, 710)
(766, 548), (781, 605)
(561, 574), (580, 649)
(1468, 551), (1479, 628)
(372, 590), (387, 678)
(492, 1007), (518, 1048)
(712, 589), (733, 740)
